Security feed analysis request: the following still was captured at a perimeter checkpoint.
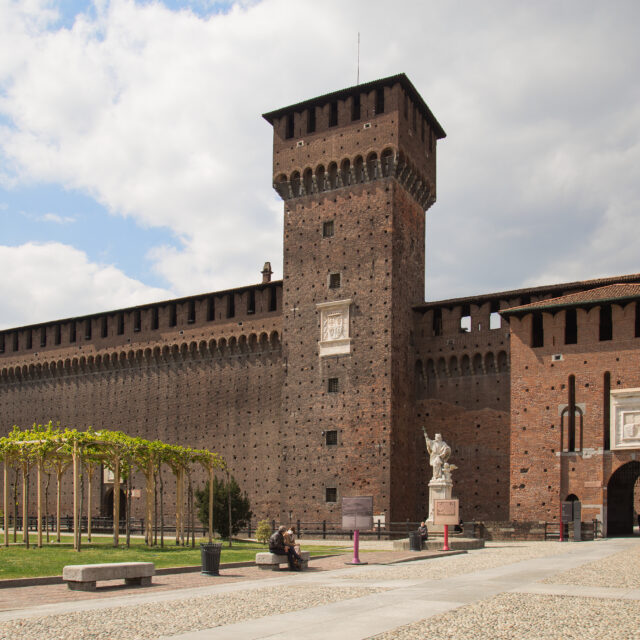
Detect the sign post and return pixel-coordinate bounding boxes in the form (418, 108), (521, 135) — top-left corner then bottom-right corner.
(561, 501), (573, 542)
(342, 496), (373, 566)
(433, 499), (459, 552)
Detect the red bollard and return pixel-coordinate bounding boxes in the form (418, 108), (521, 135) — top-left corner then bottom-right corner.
(345, 529), (368, 565)
(442, 524), (450, 551)
(559, 504), (564, 542)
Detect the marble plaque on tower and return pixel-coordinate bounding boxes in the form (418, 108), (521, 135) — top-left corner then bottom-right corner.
(317, 299), (352, 357)
(610, 388), (640, 450)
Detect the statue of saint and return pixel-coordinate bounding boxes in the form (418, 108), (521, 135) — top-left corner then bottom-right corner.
(422, 429), (451, 481)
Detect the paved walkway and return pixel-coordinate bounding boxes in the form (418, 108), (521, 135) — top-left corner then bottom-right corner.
(0, 539), (638, 639)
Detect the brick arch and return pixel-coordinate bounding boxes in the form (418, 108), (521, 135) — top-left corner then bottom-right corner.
(449, 355), (459, 376)
(437, 356), (447, 377)
(485, 352), (496, 373)
(315, 164), (326, 192)
(248, 333), (258, 350)
(472, 353), (483, 375)
(460, 354), (472, 376)
(208, 339), (217, 352)
(290, 171), (301, 198)
(366, 151), (378, 180)
(381, 147), (395, 177)
(269, 330), (280, 346)
(327, 162), (338, 190)
(353, 155), (364, 183)
(303, 168), (313, 195)
(340, 158), (351, 187)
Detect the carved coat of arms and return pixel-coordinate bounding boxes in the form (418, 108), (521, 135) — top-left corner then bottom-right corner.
(324, 312), (345, 341)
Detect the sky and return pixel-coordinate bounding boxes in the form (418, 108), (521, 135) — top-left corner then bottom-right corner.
(1, 0), (639, 329)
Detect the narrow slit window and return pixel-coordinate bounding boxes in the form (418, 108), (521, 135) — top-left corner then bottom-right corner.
(599, 305), (612, 341)
(0, 333), (4, 353)
(269, 287), (277, 312)
(460, 304), (471, 333)
(40, 327), (47, 347)
(351, 94), (361, 121)
(85, 319), (92, 340)
(307, 107), (316, 134)
(247, 290), (255, 314)
(207, 297), (215, 321)
(322, 220), (334, 238)
(328, 377), (339, 393)
(169, 304), (177, 327)
(12, 332), (19, 351)
(329, 101), (338, 127)
(134, 310), (141, 332)
(25, 329), (32, 349)
(118, 313), (125, 334)
(187, 300), (196, 324)
(432, 308), (443, 336)
(69, 323), (76, 344)
(329, 273), (341, 289)
(564, 308), (577, 344)
(285, 113), (294, 139)
(151, 307), (159, 330)
(375, 87), (384, 114)
(531, 312), (544, 348)
(55, 325), (61, 345)
(325, 430), (338, 446)
(101, 316), (108, 338)
(226, 293), (235, 318)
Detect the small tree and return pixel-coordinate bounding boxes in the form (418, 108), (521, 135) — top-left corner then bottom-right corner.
(255, 519), (272, 545)
(195, 475), (252, 539)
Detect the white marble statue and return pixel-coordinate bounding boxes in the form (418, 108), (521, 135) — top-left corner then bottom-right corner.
(422, 429), (451, 482)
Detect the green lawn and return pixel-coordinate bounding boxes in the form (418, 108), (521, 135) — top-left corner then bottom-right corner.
(0, 535), (346, 580)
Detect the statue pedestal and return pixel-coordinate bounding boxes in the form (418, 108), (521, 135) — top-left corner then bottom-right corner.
(427, 478), (453, 533)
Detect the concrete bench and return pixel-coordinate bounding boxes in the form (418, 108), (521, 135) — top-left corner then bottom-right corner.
(62, 562), (155, 591)
(256, 551), (310, 570)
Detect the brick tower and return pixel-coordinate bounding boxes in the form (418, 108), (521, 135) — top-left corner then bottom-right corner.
(263, 74), (445, 523)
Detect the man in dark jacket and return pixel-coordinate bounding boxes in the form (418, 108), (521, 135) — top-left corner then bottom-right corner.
(269, 525), (300, 570)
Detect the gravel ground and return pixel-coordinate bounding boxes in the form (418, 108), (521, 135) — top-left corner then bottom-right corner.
(369, 592), (640, 640)
(343, 541), (570, 583)
(0, 585), (385, 640)
(541, 541), (640, 589)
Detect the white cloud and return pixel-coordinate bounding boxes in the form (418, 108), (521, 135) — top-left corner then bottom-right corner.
(0, 0), (639, 316)
(0, 242), (170, 329)
(39, 212), (75, 224)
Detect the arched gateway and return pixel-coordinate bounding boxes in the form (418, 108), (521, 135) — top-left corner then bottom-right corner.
(607, 461), (640, 536)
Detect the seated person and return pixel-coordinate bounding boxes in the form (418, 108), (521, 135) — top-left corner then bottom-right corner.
(284, 525), (301, 554)
(269, 525), (301, 570)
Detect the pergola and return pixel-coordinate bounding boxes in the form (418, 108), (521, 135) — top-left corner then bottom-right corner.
(1, 421), (224, 550)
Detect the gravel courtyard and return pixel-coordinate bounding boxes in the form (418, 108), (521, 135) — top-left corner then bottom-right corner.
(0, 538), (638, 639)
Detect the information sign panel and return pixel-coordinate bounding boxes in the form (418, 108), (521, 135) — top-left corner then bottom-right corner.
(342, 496), (373, 530)
(433, 499), (459, 525)
(561, 501), (573, 523)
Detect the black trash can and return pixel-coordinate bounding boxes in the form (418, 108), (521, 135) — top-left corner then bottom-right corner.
(200, 543), (223, 576)
(409, 531), (422, 552)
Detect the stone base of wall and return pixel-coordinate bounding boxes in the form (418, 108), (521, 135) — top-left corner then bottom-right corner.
(477, 520), (597, 541)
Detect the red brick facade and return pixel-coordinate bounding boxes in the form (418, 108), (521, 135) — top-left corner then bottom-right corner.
(1, 74), (639, 533)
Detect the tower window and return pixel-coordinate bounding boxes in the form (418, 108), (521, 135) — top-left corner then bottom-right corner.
(432, 308), (443, 336)
(329, 273), (341, 289)
(55, 324), (61, 345)
(375, 87), (385, 114)
(328, 377), (339, 393)
(307, 107), (316, 134)
(599, 305), (612, 341)
(101, 316), (108, 338)
(85, 318), (92, 340)
(325, 430), (338, 446)
(187, 300), (196, 324)
(323, 220), (334, 238)
(603, 371), (611, 450)
(285, 113), (294, 139)
(635, 302), (640, 338)
(151, 307), (159, 330)
(69, 323), (76, 344)
(460, 304), (471, 333)
(247, 289), (255, 314)
(325, 487), (337, 503)
(531, 312), (544, 348)
(329, 101), (338, 127)
(207, 297), (215, 321)
(12, 332), (18, 351)
(118, 313), (125, 334)
(226, 293), (235, 318)
(25, 329), (32, 349)
(0, 334), (4, 353)
(134, 310), (141, 332)
(269, 286), (277, 312)
(351, 94), (361, 121)
(40, 327), (47, 348)
(169, 304), (177, 327)
(565, 308), (577, 344)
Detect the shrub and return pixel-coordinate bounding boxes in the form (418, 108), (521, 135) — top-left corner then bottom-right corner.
(255, 519), (272, 545)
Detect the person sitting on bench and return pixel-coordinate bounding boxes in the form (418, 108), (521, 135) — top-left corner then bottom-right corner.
(269, 525), (301, 570)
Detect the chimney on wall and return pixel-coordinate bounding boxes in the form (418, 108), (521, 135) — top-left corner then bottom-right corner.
(262, 262), (273, 283)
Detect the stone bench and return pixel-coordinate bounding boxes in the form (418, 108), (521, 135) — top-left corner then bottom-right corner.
(256, 551), (310, 570)
(62, 562), (155, 591)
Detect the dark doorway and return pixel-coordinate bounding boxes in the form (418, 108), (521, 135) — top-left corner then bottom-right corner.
(102, 487), (127, 519)
(607, 461), (640, 536)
